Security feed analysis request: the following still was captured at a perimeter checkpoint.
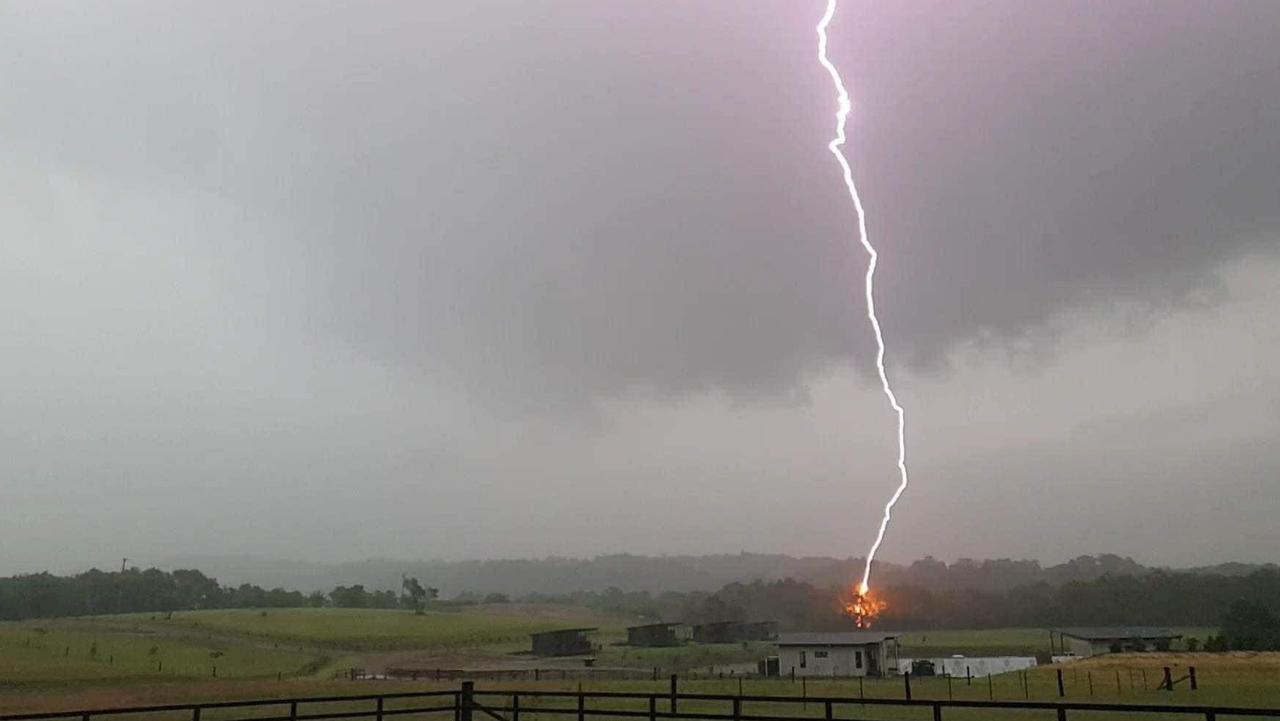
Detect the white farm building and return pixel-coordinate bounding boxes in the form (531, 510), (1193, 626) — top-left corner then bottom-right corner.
(776, 632), (899, 677)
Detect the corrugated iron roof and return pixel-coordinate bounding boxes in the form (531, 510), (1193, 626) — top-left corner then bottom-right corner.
(1054, 627), (1182, 640)
(530, 627), (598, 637)
(776, 631), (897, 646)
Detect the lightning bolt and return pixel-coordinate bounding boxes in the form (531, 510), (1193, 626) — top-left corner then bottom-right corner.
(816, 0), (909, 596)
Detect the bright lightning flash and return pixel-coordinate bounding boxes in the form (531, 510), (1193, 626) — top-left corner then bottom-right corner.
(816, 0), (910, 614)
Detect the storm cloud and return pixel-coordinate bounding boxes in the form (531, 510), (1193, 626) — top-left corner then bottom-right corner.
(1, 1), (1277, 572)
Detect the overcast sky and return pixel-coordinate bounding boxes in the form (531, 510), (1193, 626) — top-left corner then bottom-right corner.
(2, 1), (1278, 576)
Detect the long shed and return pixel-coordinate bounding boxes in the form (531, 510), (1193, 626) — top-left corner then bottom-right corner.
(626, 623), (686, 647)
(1052, 627), (1181, 658)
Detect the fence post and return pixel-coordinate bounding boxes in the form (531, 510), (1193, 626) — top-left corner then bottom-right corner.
(987, 673), (993, 700)
(947, 673), (953, 700)
(1057, 708), (1067, 721)
(802, 677), (808, 708)
(1057, 669), (1065, 697)
(192, 708), (200, 721)
(1190, 667), (1198, 691)
(859, 676), (864, 702)
(577, 688), (585, 721)
(966, 666), (971, 685)
(290, 701), (298, 721)
(461, 681), (474, 721)
(512, 694), (520, 721)
(1087, 671), (1093, 696)
(1205, 713), (1215, 721)
(735, 698), (743, 721)
(649, 695), (656, 721)
(670, 674), (678, 714)
(904, 672), (912, 701)
(931, 703), (942, 721)
(1116, 670), (1122, 694)
(824, 700), (831, 721)
(1162, 667), (1172, 691)
(1141, 669), (1148, 690)
(376, 696), (384, 721)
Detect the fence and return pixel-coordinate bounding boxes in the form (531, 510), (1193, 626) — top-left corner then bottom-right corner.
(372, 669), (659, 682)
(5, 680), (1280, 721)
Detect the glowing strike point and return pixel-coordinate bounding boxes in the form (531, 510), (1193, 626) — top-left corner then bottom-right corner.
(816, 0), (911, 605)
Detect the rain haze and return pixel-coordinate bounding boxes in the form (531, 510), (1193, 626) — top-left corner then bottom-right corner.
(2, 1), (1278, 576)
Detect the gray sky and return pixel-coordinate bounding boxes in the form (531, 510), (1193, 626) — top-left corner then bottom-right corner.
(2, 0), (1278, 575)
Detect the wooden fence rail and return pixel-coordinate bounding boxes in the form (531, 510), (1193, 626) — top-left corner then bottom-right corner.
(4, 681), (1278, 721)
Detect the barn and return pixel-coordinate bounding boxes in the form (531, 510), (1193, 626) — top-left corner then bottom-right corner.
(530, 627), (597, 657)
(1052, 627), (1182, 658)
(626, 622), (687, 647)
(776, 632), (899, 678)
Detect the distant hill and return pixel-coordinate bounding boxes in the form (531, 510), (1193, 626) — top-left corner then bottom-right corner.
(139, 553), (1278, 597)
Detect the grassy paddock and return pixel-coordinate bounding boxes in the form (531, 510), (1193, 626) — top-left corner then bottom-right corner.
(1, 613), (1273, 720)
(6, 658), (1275, 719)
(0, 621), (320, 685)
(155, 608), (611, 651)
(594, 642), (769, 672)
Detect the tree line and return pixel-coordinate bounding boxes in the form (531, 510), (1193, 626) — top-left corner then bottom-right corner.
(0, 567), (438, 620)
(5, 563), (1279, 651)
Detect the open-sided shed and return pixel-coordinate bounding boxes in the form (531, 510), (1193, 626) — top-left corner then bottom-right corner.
(626, 622), (686, 647)
(1052, 627), (1182, 657)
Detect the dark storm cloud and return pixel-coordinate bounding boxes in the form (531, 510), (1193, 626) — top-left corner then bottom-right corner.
(843, 1), (1280, 368)
(3, 0), (1277, 410)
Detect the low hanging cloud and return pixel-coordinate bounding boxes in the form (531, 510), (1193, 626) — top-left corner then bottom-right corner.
(4, 1), (1277, 412)
(2, 2), (1279, 573)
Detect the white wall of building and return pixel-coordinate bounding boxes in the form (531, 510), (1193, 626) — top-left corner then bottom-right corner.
(778, 644), (879, 677)
(897, 656), (1037, 677)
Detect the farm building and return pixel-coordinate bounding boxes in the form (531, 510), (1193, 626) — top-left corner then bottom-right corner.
(530, 627), (597, 657)
(776, 632), (899, 678)
(1052, 627), (1182, 658)
(626, 622), (688, 647)
(692, 620), (776, 644)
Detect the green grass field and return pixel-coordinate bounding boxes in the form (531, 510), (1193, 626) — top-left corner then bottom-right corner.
(595, 642), (770, 671)
(156, 607), (595, 651)
(0, 620), (320, 685)
(1, 613), (1274, 720)
(0, 606), (625, 708)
